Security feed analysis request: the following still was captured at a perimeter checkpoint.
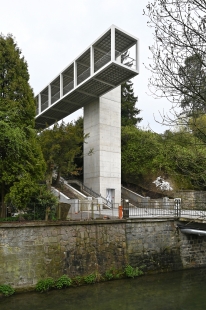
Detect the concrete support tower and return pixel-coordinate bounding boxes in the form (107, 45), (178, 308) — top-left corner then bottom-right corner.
(84, 86), (121, 205)
(35, 25), (139, 206)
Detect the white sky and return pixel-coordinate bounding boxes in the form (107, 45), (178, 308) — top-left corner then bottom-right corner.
(1, 0), (172, 133)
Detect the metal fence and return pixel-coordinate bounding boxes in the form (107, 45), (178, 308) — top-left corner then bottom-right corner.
(122, 199), (181, 219)
(3, 197), (206, 222)
(121, 198), (206, 221)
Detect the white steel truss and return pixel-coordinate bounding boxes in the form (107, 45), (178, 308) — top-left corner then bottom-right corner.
(35, 25), (139, 129)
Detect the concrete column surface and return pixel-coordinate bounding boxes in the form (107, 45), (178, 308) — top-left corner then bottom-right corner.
(84, 86), (121, 205)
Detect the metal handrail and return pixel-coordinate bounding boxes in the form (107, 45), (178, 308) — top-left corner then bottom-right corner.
(82, 183), (112, 209)
(51, 91), (60, 104)
(94, 51), (111, 72)
(41, 101), (48, 111)
(63, 81), (74, 95)
(77, 67), (90, 85)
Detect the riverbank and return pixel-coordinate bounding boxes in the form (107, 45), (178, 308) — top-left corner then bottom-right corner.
(1, 268), (206, 310)
(1, 218), (206, 290)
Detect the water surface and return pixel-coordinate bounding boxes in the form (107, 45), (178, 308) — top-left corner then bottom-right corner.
(1, 268), (206, 310)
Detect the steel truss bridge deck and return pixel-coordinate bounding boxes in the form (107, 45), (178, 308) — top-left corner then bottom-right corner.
(35, 25), (139, 129)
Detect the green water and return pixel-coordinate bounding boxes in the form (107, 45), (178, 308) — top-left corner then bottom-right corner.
(1, 268), (206, 310)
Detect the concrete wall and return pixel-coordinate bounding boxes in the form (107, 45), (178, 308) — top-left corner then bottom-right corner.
(84, 86), (121, 205)
(1, 220), (206, 289)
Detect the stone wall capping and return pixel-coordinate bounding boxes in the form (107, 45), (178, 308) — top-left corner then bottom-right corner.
(0, 217), (176, 228)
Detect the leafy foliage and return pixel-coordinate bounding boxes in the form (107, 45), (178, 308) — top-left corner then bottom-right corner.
(39, 120), (86, 186)
(0, 34), (46, 217)
(121, 126), (206, 190)
(104, 268), (124, 280)
(36, 278), (55, 292)
(26, 185), (58, 220)
(55, 275), (72, 289)
(124, 265), (143, 278)
(84, 272), (101, 284)
(121, 80), (142, 126)
(121, 52), (142, 127)
(179, 54), (206, 114)
(0, 284), (15, 297)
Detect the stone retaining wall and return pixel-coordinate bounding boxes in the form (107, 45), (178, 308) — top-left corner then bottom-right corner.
(0, 219), (206, 289)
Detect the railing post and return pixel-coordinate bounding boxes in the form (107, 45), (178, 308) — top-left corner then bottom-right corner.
(111, 25), (115, 62)
(135, 40), (139, 72)
(74, 61), (77, 87)
(174, 198), (181, 217)
(123, 199), (129, 219)
(60, 74), (63, 97)
(48, 84), (51, 106)
(90, 46), (94, 75)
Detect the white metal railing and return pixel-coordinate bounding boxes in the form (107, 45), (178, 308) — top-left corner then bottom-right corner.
(94, 51), (111, 72)
(41, 101), (48, 111)
(37, 49), (137, 113)
(51, 91), (60, 104)
(77, 67), (90, 85)
(63, 81), (74, 95)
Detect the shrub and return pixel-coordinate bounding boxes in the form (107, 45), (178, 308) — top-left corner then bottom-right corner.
(84, 272), (101, 284)
(0, 284), (15, 297)
(105, 269), (114, 281)
(36, 277), (55, 292)
(72, 276), (82, 286)
(55, 275), (72, 289)
(124, 265), (143, 278)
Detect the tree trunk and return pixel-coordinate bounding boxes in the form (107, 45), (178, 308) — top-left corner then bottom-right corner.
(46, 171), (53, 190)
(0, 182), (6, 218)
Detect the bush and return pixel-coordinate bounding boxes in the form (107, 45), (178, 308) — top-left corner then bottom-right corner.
(36, 277), (55, 292)
(84, 272), (101, 284)
(0, 284), (15, 297)
(0, 217), (19, 222)
(72, 276), (82, 286)
(55, 275), (72, 289)
(104, 268), (124, 280)
(124, 265), (143, 278)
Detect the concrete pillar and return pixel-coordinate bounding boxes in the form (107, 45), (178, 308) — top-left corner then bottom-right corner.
(83, 86), (121, 205)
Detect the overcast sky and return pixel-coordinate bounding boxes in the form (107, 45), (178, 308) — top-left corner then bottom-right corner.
(1, 0), (172, 133)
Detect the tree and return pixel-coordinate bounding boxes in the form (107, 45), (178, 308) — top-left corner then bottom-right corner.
(0, 34), (46, 217)
(189, 114), (206, 143)
(39, 120), (86, 187)
(121, 51), (142, 126)
(144, 0), (206, 109)
(121, 126), (206, 191)
(143, 1), (206, 187)
(121, 126), (162, 184)
(121, 80), (142, 126)
(179, 54), (206, 115)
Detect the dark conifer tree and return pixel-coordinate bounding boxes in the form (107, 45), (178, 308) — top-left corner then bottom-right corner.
(0, 34), (45, 217)
(121, 52), (142, 126)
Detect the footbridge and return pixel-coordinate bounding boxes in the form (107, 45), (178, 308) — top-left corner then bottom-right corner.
(35, 25), (139, 206)
(35, 25), (138, 129)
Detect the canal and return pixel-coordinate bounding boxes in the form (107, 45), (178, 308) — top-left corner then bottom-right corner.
(1, 268), (206, 310)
